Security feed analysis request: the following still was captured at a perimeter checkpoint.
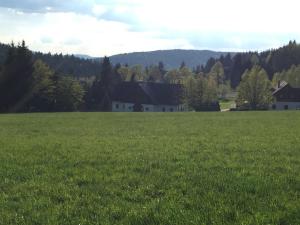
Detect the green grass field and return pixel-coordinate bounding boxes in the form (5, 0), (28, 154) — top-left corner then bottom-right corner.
(219, 100), (235, 110)
(0, 112), (299, 225)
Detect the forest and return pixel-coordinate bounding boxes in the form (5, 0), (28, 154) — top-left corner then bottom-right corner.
(200, 40), (300, 88)
(0, 43), (102, 78)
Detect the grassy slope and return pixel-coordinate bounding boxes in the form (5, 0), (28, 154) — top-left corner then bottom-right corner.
(0, 112), (299, 225)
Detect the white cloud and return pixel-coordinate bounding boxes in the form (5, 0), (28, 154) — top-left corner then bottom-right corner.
(128, 0), (300, 33)
(0, 0), (300, 55)
(92, 4), (107, 16)
(0, 8), (192, 56)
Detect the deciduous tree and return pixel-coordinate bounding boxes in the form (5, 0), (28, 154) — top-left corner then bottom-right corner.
(237, 65), (273, 110)
(54, 76), (84, 111)
(28, 60), (55, 111)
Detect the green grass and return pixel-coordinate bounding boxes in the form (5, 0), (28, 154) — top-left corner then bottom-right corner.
(219, 100), (235, 110)
(0, 112), (299, 225)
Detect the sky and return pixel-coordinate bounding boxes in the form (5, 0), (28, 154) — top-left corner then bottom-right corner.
(0, 0), (300, 57)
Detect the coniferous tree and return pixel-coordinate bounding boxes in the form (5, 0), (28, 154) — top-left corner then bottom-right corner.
(0, 41), (34, 112)
(204, 57), (216, 73)
(158, 61), (167, 76)
(87, 57), (120, 111)
(180, 61), (186, 69)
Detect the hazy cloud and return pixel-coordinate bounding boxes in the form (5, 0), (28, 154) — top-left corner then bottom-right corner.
(40, 36), (53, 44)
(0, 0), (300, 56)
(62, 38), (82, 46)
(0, 0), (91, 13)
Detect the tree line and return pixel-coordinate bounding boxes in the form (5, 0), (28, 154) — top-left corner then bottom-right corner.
(2, 40), (300, 87)
(201, 41), (300, 88)
(0, 42), (102, 78)
(1, 41), (300, 112)
(0, 42), (85, 112)
(0, 41), (229, 112)
(0, 42), (128, 112)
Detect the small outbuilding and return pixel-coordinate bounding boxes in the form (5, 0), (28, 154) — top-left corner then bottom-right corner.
(272, 81), (300, 110)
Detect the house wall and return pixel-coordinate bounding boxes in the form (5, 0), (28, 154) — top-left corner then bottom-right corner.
(112, 101), (134, 112)
(271, 102), (300, 110)
(141, 104), (155, 112)
(153, 104), (185, 112)
(112, 101), (186, 112)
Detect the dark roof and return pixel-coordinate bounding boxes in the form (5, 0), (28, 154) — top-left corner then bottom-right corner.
(273, 81), (300, 102)
(112, 82), (153, 104)
(112, 82), (183, 105)
(272, 81), (288, 95)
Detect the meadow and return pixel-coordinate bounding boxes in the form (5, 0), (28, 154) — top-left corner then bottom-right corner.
(0, 112), (299, 225)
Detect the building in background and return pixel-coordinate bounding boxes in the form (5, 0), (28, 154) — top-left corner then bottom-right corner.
(272, 81), (300, 110)
(112, 82), (185, 112)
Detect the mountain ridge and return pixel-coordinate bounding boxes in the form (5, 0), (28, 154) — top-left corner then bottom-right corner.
(77, 49), (235, 69)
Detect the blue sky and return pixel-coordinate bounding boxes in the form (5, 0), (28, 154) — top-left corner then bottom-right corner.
(0, 0), (299, 56)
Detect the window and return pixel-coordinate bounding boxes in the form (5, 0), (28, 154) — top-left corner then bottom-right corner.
(145, 107), (149, 111)
(284, 105), (289, 110)
(123, 104), (125, 109)
(170, 108), (174, 112)
(272, 104), (276, 110)
(162, 107), (165, 112)
(115, 104), (119, 109)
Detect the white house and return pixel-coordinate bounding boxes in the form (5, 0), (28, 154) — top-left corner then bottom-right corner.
(271, 81), (300, 110)
(112, 82), (185, 112)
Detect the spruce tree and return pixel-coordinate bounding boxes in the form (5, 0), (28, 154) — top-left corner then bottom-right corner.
(0, 41), (34, 112)
(88, 57), (120, 111)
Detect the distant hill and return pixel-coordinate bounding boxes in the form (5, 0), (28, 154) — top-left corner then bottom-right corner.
(107, 49), (234, 69)
(0, 43), (234, 75)
(74, 54), (95, 60)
